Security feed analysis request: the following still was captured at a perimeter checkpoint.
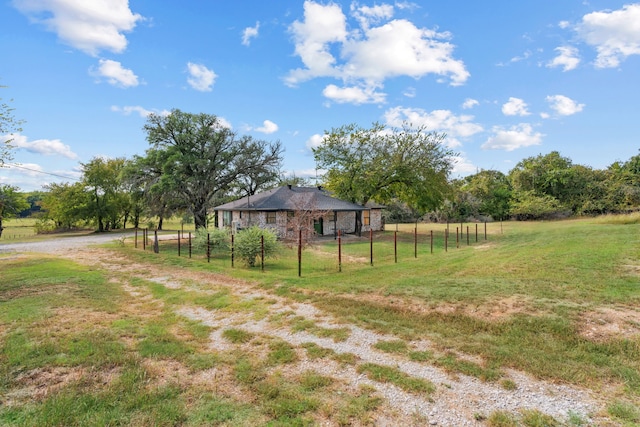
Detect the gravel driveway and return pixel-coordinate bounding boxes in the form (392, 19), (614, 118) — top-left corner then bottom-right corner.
(0, 231), (136, 254)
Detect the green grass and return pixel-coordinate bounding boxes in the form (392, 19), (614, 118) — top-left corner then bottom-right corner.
(3, 216), (640, 424)
(357, 363), (436, 394)
(111, 218), (640, 399)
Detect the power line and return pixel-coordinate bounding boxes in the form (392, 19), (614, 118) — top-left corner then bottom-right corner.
(3, 163), (80, 181)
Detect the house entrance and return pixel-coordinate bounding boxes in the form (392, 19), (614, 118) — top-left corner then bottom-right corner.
(313, 217), (323, 235)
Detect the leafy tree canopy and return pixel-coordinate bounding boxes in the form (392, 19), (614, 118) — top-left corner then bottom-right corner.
(143, 109), (283, 229)
(314, 122), (456, 213)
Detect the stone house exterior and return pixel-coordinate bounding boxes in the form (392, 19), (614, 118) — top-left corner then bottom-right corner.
(213, 185), (384, 238)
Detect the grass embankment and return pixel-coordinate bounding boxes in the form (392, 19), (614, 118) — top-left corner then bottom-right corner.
(0, 256), (384, 425)
(113, 217), (639, 423)
(1, 217), (639, 425)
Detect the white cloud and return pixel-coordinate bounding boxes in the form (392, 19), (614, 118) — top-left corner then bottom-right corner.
(323, 84), (386, 104)
(91, 59), (139, 87)
(558, 20), (571, 30)
(451, 155), (477, 175)
(13, 0), (143, 56)
(110, 105), (170, 118)
(502, 97), (530, 116)
(547, 46), (581, 71)
(384, 106), (483, 148)
(402, 86), (416, 98)
(286, 1), (468, 103)
(351, 3), (394, 29)
(545, 95), (585, 116)
(577, 4), (640, 68)
(462, 98), (479, 109)
(215, 117), (233, 129)
(255, 120), (279, 134)
(305, 134), (325, 152)
(2, 133), (78, 159)
(242, 21), (260, 46)
(482, 124), (544, 151)
(187, 62), (217, 92)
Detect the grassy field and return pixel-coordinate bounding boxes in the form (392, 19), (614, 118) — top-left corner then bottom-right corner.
(1, 216), (639, 425)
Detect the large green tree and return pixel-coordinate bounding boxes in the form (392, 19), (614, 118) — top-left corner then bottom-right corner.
(41, 182), (90, 230)
(0, 185), (29, 237)
(143, 109), (283, 229)
(82, 157), (127, 232)
(314, 122), (455, 231)
(462, 170), (512, 220)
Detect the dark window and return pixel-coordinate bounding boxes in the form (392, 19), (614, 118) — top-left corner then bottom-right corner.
(363, 210), (370, 226)
(266, 212), (277, 224)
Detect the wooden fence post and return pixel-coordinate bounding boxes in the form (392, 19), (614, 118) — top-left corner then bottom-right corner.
(445, 229), (448, 252)
(261, 235), (265, 272)
(231, 234), (234, 268)
(430, 230), (433, 254)
(414, 227), (418, 258)
(207, 233), (210, 263)
(153, 230), (159, 253)
(188, 232), (192, 258)
(178, 231), (181, 256)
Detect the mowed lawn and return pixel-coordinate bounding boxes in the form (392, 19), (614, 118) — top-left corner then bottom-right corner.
(1, 216), (639, 425)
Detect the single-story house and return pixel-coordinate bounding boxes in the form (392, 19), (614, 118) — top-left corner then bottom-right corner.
(213, 185), (384, 238)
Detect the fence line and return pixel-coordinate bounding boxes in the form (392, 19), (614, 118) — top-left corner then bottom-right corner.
(130, 222), (492, 276)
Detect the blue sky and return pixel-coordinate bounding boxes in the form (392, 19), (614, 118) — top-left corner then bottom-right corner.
(1, 0), (639, 192)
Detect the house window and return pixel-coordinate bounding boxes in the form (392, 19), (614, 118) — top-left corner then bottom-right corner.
(266, 212), (277, 224)
(363, 210), (370, 226)
(223, 211), (232, 227)
(287, 211), (295, 218)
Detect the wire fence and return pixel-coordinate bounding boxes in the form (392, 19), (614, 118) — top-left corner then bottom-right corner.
(131, 222), (493, 277)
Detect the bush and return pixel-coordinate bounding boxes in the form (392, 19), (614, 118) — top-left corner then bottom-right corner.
(234, 226), (280, 267)
(192, 227), (230, 252)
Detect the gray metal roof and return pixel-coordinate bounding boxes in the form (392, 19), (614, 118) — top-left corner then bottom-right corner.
(214, 186), (368, 212)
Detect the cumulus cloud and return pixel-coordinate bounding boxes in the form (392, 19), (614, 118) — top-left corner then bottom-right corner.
(351, 3), (394, 29)
(577, 4), (640, 68)
(305, 134), (325, 152)
(547, 46), (581, 71)
(462, 98), (479, 109)
(286, 1), (468, 104)
(502, 97), (530, 116)
(481, 124), (544, 151)
(91, 59), (139, 87)
(110, 105), (170, 118)
(2, 133), (78, 159)
(255, 120), (279, 134)
(242, 21), (260, 46)
(451, 155), (477, 175)
(187, 62), (217, 92)
(384, 106), (483, 148)
(13, 0), (143, 56)
(323, 84), (386, 104)
(545, 95), (585, 116)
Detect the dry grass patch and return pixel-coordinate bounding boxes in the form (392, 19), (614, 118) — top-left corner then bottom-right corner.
(578, 306), (640, 342)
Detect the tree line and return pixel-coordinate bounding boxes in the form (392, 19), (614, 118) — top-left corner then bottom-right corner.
(1, 109), (639, 237)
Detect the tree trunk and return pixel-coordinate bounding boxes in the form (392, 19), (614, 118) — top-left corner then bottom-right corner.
(158, 216), (164, 231)
(355, 211), (362, 237)
(193, 203), (207, 229)
(0, 218), (4, 238)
